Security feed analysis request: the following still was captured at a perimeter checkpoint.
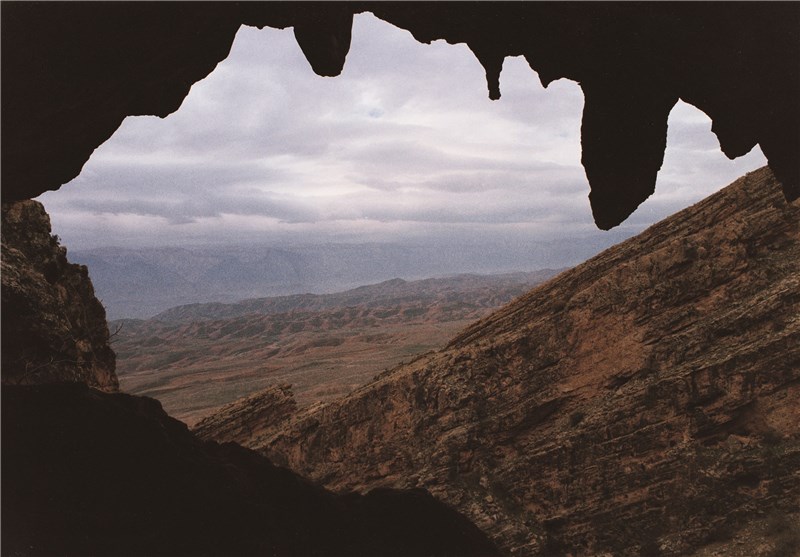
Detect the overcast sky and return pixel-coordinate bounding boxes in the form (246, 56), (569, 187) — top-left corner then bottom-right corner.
(39, 14), (767, 251)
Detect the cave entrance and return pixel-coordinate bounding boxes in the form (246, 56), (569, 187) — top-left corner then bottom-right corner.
(34, 14), (766, 424)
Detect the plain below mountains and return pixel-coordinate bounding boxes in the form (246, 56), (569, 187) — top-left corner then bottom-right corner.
(113, 271), (560, 425)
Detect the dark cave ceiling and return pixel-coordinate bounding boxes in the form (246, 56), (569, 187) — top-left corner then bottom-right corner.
(2, 2), (798, 229)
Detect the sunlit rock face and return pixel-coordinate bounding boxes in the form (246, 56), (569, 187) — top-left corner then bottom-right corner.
(2, 3), (798, 229)
(216, 166), (798, 556)
(1, 200), (118, 391)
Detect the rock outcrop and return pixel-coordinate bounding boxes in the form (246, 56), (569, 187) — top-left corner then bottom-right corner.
(2, 382), (499, 556)
(226, 166), (799, 556)
(193, 384), (297, 445)
(3, 3), (798, 228)
(1, 200), (118, 391)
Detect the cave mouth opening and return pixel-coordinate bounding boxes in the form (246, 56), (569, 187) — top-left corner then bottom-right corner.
(36, 13), (767, 320)
(32, 12), (767, 423)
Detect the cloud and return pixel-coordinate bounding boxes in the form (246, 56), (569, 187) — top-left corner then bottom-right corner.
(39, 13), (767, 256)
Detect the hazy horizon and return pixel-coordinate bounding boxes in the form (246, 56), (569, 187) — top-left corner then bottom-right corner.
(72, 231), (635, 320)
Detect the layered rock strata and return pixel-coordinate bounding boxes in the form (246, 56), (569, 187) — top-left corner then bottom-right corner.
(193, 384), (297, 445)
(1, 200), (118, 391)
(231, 166), (800, 555)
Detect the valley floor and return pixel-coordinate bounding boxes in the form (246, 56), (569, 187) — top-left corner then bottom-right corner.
(118, 319), (472, 425)
(114, 272), (557, 425)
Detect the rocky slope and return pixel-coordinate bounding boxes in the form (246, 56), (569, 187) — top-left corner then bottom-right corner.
(2, 382), (499, 556)
(1, 200), (118, 390)
(218, 166), (799, 555)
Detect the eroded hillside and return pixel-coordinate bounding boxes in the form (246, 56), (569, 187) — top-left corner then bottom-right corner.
(204, 166), (800, 555)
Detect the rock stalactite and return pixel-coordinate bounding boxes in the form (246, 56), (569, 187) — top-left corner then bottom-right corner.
(2, 3), (798, 229)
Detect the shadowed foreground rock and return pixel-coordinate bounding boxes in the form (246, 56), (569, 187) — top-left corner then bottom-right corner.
(1, 382), (499, 557)
(1, 200), (118, 391)
(222, 166), (798, 556)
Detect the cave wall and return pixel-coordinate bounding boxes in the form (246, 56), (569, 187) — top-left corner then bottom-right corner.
(2, 2), (798, 229)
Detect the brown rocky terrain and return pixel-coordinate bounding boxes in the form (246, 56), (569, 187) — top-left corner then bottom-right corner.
(1, 200), (118, 391)
(192, 384), (297, 445)
(114, 272), (558, 425)
(689, 511), (800, 557)
(203, 166), (800, 555)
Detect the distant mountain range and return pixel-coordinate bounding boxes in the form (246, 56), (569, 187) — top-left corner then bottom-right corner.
(72, 235), (633, 319)
(150, 270), (562, 323)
